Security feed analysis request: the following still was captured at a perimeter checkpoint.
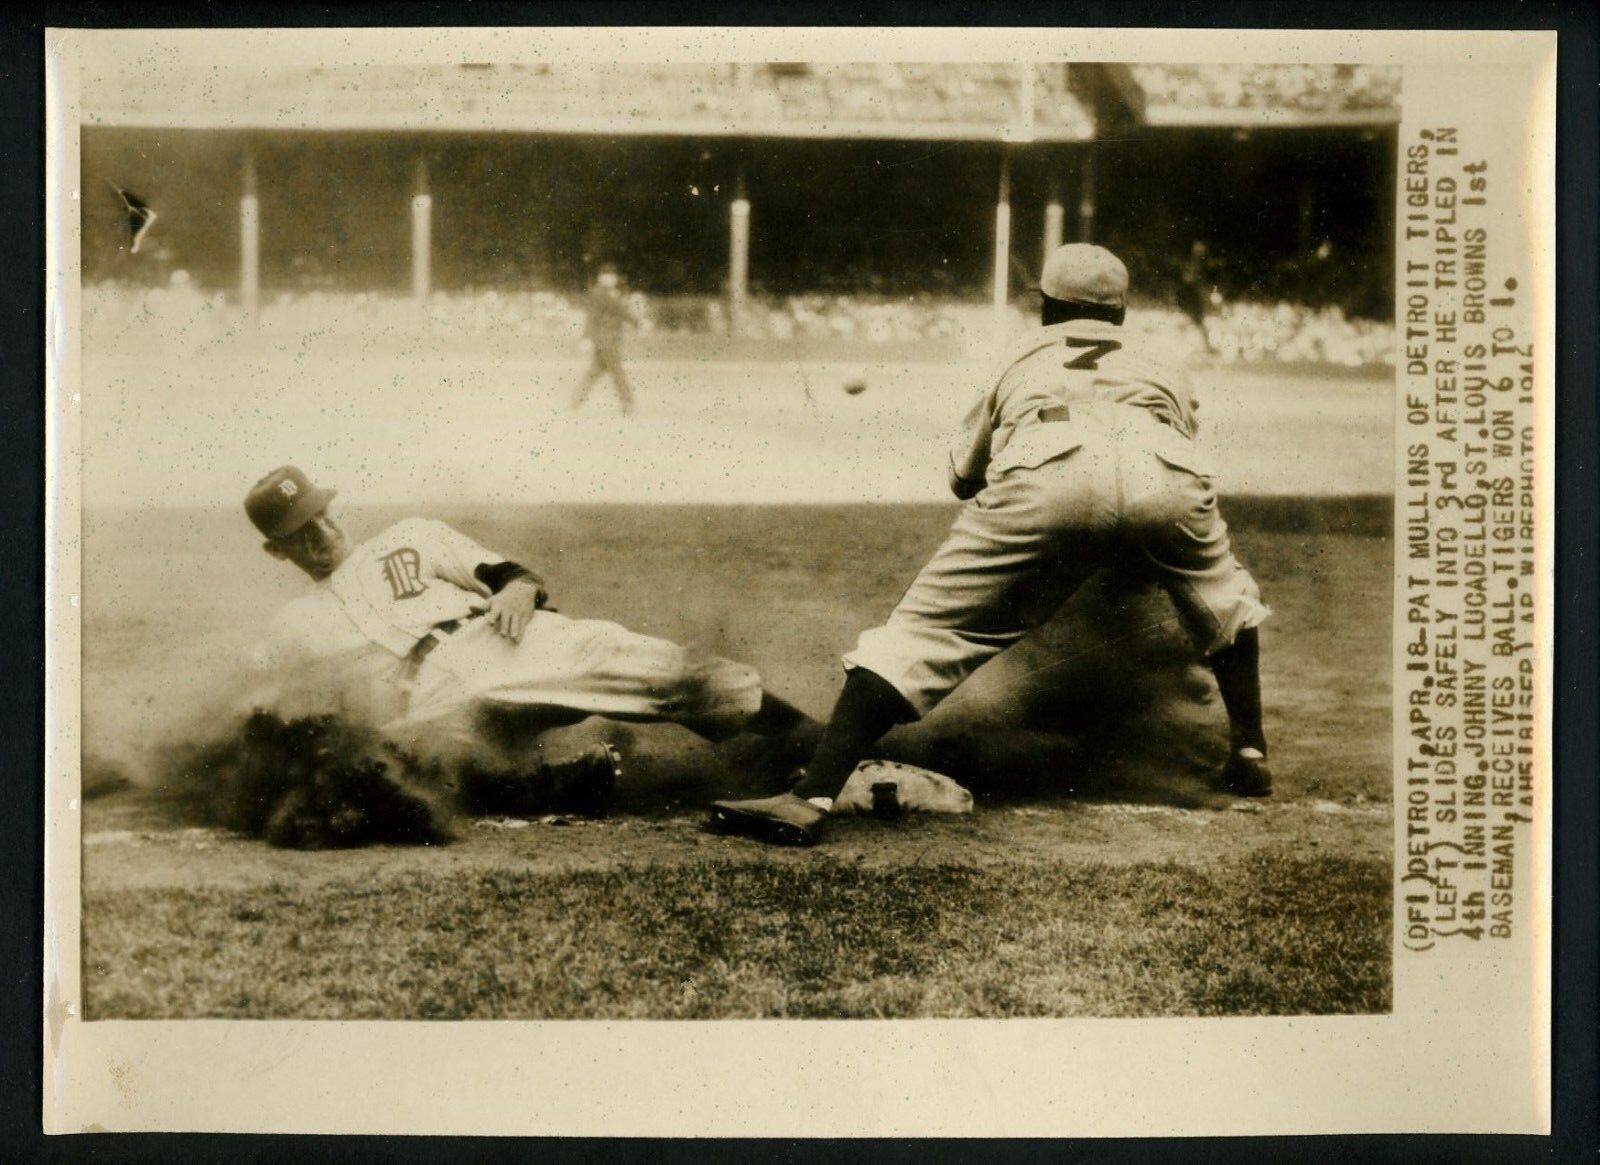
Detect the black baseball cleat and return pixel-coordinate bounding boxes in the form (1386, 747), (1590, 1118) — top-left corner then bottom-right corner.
(547, 743), (623, 818)
(1220, 747), (1273, 797)
(708, 792), (826, 846)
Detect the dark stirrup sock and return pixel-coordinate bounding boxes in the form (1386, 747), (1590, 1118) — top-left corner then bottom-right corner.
(791, 669), (915, 801)
(1208, 626), (1267, 755)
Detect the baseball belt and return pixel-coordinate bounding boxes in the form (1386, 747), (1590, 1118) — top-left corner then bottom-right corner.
(1038, 401), (1191, 435)
(399, 612), (485, 684)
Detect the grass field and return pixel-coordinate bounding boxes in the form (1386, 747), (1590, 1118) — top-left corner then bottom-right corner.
(85, 847), (1389, 1019)
(75, 342), (1393, 1019)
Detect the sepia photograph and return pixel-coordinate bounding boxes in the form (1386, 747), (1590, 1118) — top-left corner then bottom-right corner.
(71, 51), (1398, 1022)
(43, 25), (1555, 1138)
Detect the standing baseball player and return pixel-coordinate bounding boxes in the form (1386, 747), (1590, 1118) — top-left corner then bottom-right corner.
(710, 243), (1273, 846)
(244, 465), (816, 774)
(571, 264), (639, 415)
(1179, 240), (1217, 353)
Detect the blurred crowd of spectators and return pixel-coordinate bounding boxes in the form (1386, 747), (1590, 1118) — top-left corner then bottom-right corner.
(705, 296), (980, 344)
(1188, 301), (1393, 366)
(84, 277), (1394, 368)
(1129, 64), (1401, 116)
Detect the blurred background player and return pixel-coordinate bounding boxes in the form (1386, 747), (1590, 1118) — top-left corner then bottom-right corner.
(571, 263), (639, 415)
(1179, 240), (1218, 353)
(244, 465), (818, 781)
(710, 244), (1274, 846)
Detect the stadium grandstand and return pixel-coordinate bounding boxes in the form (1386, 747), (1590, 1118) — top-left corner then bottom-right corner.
(81, 61), (1399, 366)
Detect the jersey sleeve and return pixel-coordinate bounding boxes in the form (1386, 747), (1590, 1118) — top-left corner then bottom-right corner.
(947, 377), (1001, 499)
(1172, 365), (1201, 434)
(416, 519), (508, 594)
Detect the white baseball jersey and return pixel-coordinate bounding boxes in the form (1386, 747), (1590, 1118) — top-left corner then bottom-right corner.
(246, 519), (506, 724)
(248, 518), (763, 755)
(327, 518), (506, 658)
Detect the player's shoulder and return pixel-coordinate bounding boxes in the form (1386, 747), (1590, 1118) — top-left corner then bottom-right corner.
(993, 327), (1068, 384)
(1119, 332), (1189, 365)
(372, 516), (456, 546)
(385, 516), (443, 536)
(1100, 328), (1195, 387)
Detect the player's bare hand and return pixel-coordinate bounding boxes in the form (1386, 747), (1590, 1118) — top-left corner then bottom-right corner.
(487, 578), (544, 642)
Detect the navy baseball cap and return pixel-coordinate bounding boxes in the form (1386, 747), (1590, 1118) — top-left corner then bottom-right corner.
(1039, 244), (1129, 307)
(245, 466), (337, 539)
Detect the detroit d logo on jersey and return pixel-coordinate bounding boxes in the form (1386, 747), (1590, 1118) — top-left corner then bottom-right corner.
(380, 547), (427, 600)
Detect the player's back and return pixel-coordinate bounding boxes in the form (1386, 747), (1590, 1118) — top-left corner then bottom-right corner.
(995, 319), (1199, 440)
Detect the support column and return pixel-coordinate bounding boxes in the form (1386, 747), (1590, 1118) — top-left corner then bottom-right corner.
(412, 156), (432, 302)
(729, 162), (750, 308)
(1077, 149), (1096, 242)
(1297, 172), (1316, 257)
(992, 153), (1012, 317)
(239, 149), (259, 320)
(1018, 63), (1036, 139)
(1043, 172), (1065, 263)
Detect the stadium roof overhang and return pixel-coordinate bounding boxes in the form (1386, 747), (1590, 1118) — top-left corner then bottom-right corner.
(82, 112), (1099, 142)
(1143, 107), (1400, 128)
(80, 63), (1105, 142)
(79, 61), (1397, 138)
